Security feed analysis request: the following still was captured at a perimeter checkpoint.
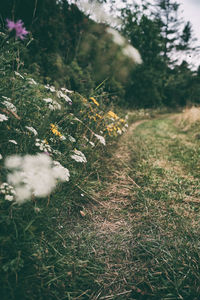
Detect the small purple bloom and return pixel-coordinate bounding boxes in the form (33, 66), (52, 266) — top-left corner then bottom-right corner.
(6, 19), (28, 40)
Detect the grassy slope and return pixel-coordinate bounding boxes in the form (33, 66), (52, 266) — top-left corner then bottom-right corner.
(43, 115), (200, 299)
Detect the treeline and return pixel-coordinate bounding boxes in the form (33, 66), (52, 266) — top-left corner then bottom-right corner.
(0, 0), (200, 108)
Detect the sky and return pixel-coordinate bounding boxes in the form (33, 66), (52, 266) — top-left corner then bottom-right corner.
(179, 0), (200, 68)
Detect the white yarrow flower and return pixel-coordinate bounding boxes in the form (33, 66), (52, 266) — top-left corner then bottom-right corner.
(25, 126), (38, 136)
(68, 135), (76, 143)
(5, 154), (70, 204)
(2, 100), (17, 113)
(0, 114), (8, 122)
(27, 78), (37, 85)
(71, 150), (87, 163)
(14, 71), (24, 79)
(9, 140), (18, 145)
(94, 134), (106, 146)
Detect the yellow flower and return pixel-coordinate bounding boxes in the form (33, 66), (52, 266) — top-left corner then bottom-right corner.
(96, 113), (102, 119)
(90, 97), (99, 106)
(107, 111), (119, 120)
(50, 123), (62, 137)
(44, 139), (48, 144)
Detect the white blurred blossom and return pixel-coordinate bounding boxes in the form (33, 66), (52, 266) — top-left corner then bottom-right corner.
(0, 182), (15, 201)
(2, 100), (17, 113)
(94, 134), (106, 146)
(68, 135), (76, 143)
(0, 114), (8, 122)
(71, 150), (87, 163)
(35, 138), (52, 153)
(57, 90), (72, 104)
(9, 140), (17, 145)
(25, 126), (38, 136)
(5, 154), (70, 204)
(14, 71), (24, 79)
(27, 78), (37, 85)
(61, 87), (73, 93)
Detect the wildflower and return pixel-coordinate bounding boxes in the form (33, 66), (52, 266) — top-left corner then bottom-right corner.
(14, 71), (24, 79)
(71, 150), (87, 163)
(5, 194), (14, 201)
(5, 154), (70, 203)
(2, 100), (17, 113)
(25, 126), (38, 136)
(2, 96), (11, 101)
(94, 134), (106, 146)
(68, 135), (76, 143)
(35, 138), (52, 153)
(0, 154), (2, 159)
(61, 87), (73, 93)
(44, 84), (56, 92)
(27, 78), (37, 85)
(57, 91), (72, 104)
(107, 110), (119, 120)
(9, 140), (17, 145)
(0, 114), (8, 122)
(5, 155), (22, 169)
(50, 123), (62, 138)
(43, 98), (61, 110)
(6, 19), (28, 40)
(90, 97), (99, 106)
(52, 161), (70, 181)
(0, 182), (15, 201)
(89, 141), (95, 147)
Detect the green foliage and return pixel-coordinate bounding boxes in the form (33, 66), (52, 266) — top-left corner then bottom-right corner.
(0, 28), (128, 299)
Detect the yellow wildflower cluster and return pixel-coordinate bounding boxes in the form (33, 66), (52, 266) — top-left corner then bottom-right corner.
(90, 97), (99, 106)
(50, 123), (62, 137)
(107, 110), (119, 120)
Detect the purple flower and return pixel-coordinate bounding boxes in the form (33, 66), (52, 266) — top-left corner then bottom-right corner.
(6, 19), (28, 40)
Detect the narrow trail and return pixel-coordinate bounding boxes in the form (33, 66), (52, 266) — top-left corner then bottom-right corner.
(63, 115), (200, 299)
(82, 114), (200, 299)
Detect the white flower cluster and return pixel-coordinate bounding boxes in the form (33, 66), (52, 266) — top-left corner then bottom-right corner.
(9, 140), (17, 145)
(25, 126), (38, 136)
(0, 182), (15, 201)
(5, 154), (70, 204)
(68, 135), (76, 143)
(0, 114), (8, 122)
(43, 98), (61, 110)
(61, 87), (73, 94)
(14, 71), (24, 79)
(84, 136), (95, 147)
(94, 134), (106, 146)
(71, 150), (87, 163)
(44, 84), (56, 92)
(2, 99), (17, 113)
(57, 91), (72, 104)
(27, 78), (37, 85)
(44, 84), (73, 104)
(35, 138), (52, 153)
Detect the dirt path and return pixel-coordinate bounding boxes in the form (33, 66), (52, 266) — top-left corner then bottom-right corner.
(83, 115), (200, 299)
(62, 115), (200, 299)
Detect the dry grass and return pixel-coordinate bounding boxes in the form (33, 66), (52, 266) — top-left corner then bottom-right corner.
(175, 106), (200, 130)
